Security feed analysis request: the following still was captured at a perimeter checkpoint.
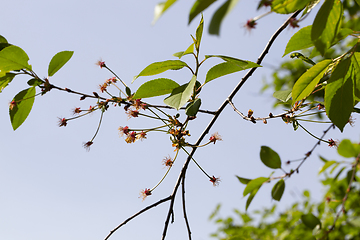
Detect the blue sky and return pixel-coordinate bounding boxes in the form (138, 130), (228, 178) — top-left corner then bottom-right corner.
(1, 1), (359, 240)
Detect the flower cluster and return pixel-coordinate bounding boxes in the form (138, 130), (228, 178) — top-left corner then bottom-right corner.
(118, 126), (147, 143)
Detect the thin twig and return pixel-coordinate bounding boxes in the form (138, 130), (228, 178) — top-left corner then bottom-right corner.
(104, 196), (172, 240)
(182, 175), (192, 240)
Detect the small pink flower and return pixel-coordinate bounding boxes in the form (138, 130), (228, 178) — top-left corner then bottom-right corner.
(139, 188), (152, 201)
(244, 19), (257, 31)
(58, 117), (67, 127)
(83, 141), (93, 151)
(209, 132), (222, 144)
(96, 60), (106, 68)
(210, 176), (221, 186)
(118, 126), (130, 137)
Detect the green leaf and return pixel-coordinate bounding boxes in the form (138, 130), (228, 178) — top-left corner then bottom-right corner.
(271, 179), (285, 201)
(236, 176), (252, 185)
(48, 51), (74, 77)
(152, 0), (177, 24)
(292, 59), (332, 104)
(301, 213), (321, 229)
(133, 78), (179, 99)
(163, 75), (196, 110)
(243, 177), (268, 196)
(133, 60), (188, 82)
(246, 188), (259, 211)
(205, 62), (246, 84)
(195, 14), (204, 50)
(355, 0), (360, 7)
(208, 0), (239, 35)
(273, 89), (292, 102)
(9, 87), (36, 130)
(189, 0), (217, 24)
(337, 139), (359, 158)
(292, 119), (299, 131)
(325, 57), (354, 131)
(351, 53), (360, 101)
(311, 0), (343, 56)
(0, 45), (31, 77)
(205, 55), (261, 68)
(271, 0), (312, 14)
(27, 78), (44, 87)
(0, 35), (8, 43)
(185, 98), (201, 116)
(318, 160), (337, 175)
(319, 155), (328, 163)
(0, 73), (16, 93)
(260, 146), (282, 169)
(173, 43), (194, 59)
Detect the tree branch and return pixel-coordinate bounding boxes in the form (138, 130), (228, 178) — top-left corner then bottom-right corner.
(161, 10), (302, 240)
(104, 195), (171, 240)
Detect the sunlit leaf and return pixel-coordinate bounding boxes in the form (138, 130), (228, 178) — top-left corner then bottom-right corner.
(205, 55), (261, 68)
(272, 0), (312, 14)
(0, 73), (16, 93)
(273, 89), (292, 102)
(325, 57), (354, 131)
(173, 43), (194, 59)
(292, 59), (332, 104)
(152, 0), (177, 24)
(163, 75), (196, 110)
(189, 0), (217, 24)
(0, 45), (31, 77)
(243, 177), (268, 196)
(271, 179), (285, 201)
(246, 188), (259, 211)
(133, 60), (188, 82)
(195, 14), (204, 50)
(236, 176), (252, 185)
(9, 87), (36, 130)
(301, 213), (321, 229)
(337, 139), (359, 158)
(133, 78), (180, 99)
(48, 51), (74, 77)
(318, 160), (337, 175)
(205, 62), (246, 84)
(351, 53), (360, 101)
(311, 0), (342, 56)
(260, 146), (282, 169)
(209, 0), (239, 35)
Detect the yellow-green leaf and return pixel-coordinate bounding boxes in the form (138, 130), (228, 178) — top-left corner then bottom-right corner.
(133, 78), (179, 99)
(292, 59), (332, 104)
(9, 87), (36, 130)
(0, 45), (31, 77)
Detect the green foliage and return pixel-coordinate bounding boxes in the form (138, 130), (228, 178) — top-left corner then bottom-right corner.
(212, 140), (360, 239)
(163, 75), (197, 110)
(292, 59), (331, 104)
(189, 0), (216, 24)
(271, 0), (312, 14)
(185, 98), (202, 116)
(311, 0), (343, 56)
(0, 73), (15, 93)
(271, 179), (285, 201)
(259, 146), (282, 169)
(208, 0), (239, 35)
(133, 78), (180, 99)
(0, 45), (31, 77)
(48, 51), (74, 77)
(9, 87), (36, 130)
(133, 60), (188, 82)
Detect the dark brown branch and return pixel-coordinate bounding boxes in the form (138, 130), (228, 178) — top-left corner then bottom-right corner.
(182, 174), (192, 240)
(104, 195), (171, 240)
(161, 10), (302, 240)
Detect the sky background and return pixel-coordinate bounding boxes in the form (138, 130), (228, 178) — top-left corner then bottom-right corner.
(0, 1), (359, 240)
